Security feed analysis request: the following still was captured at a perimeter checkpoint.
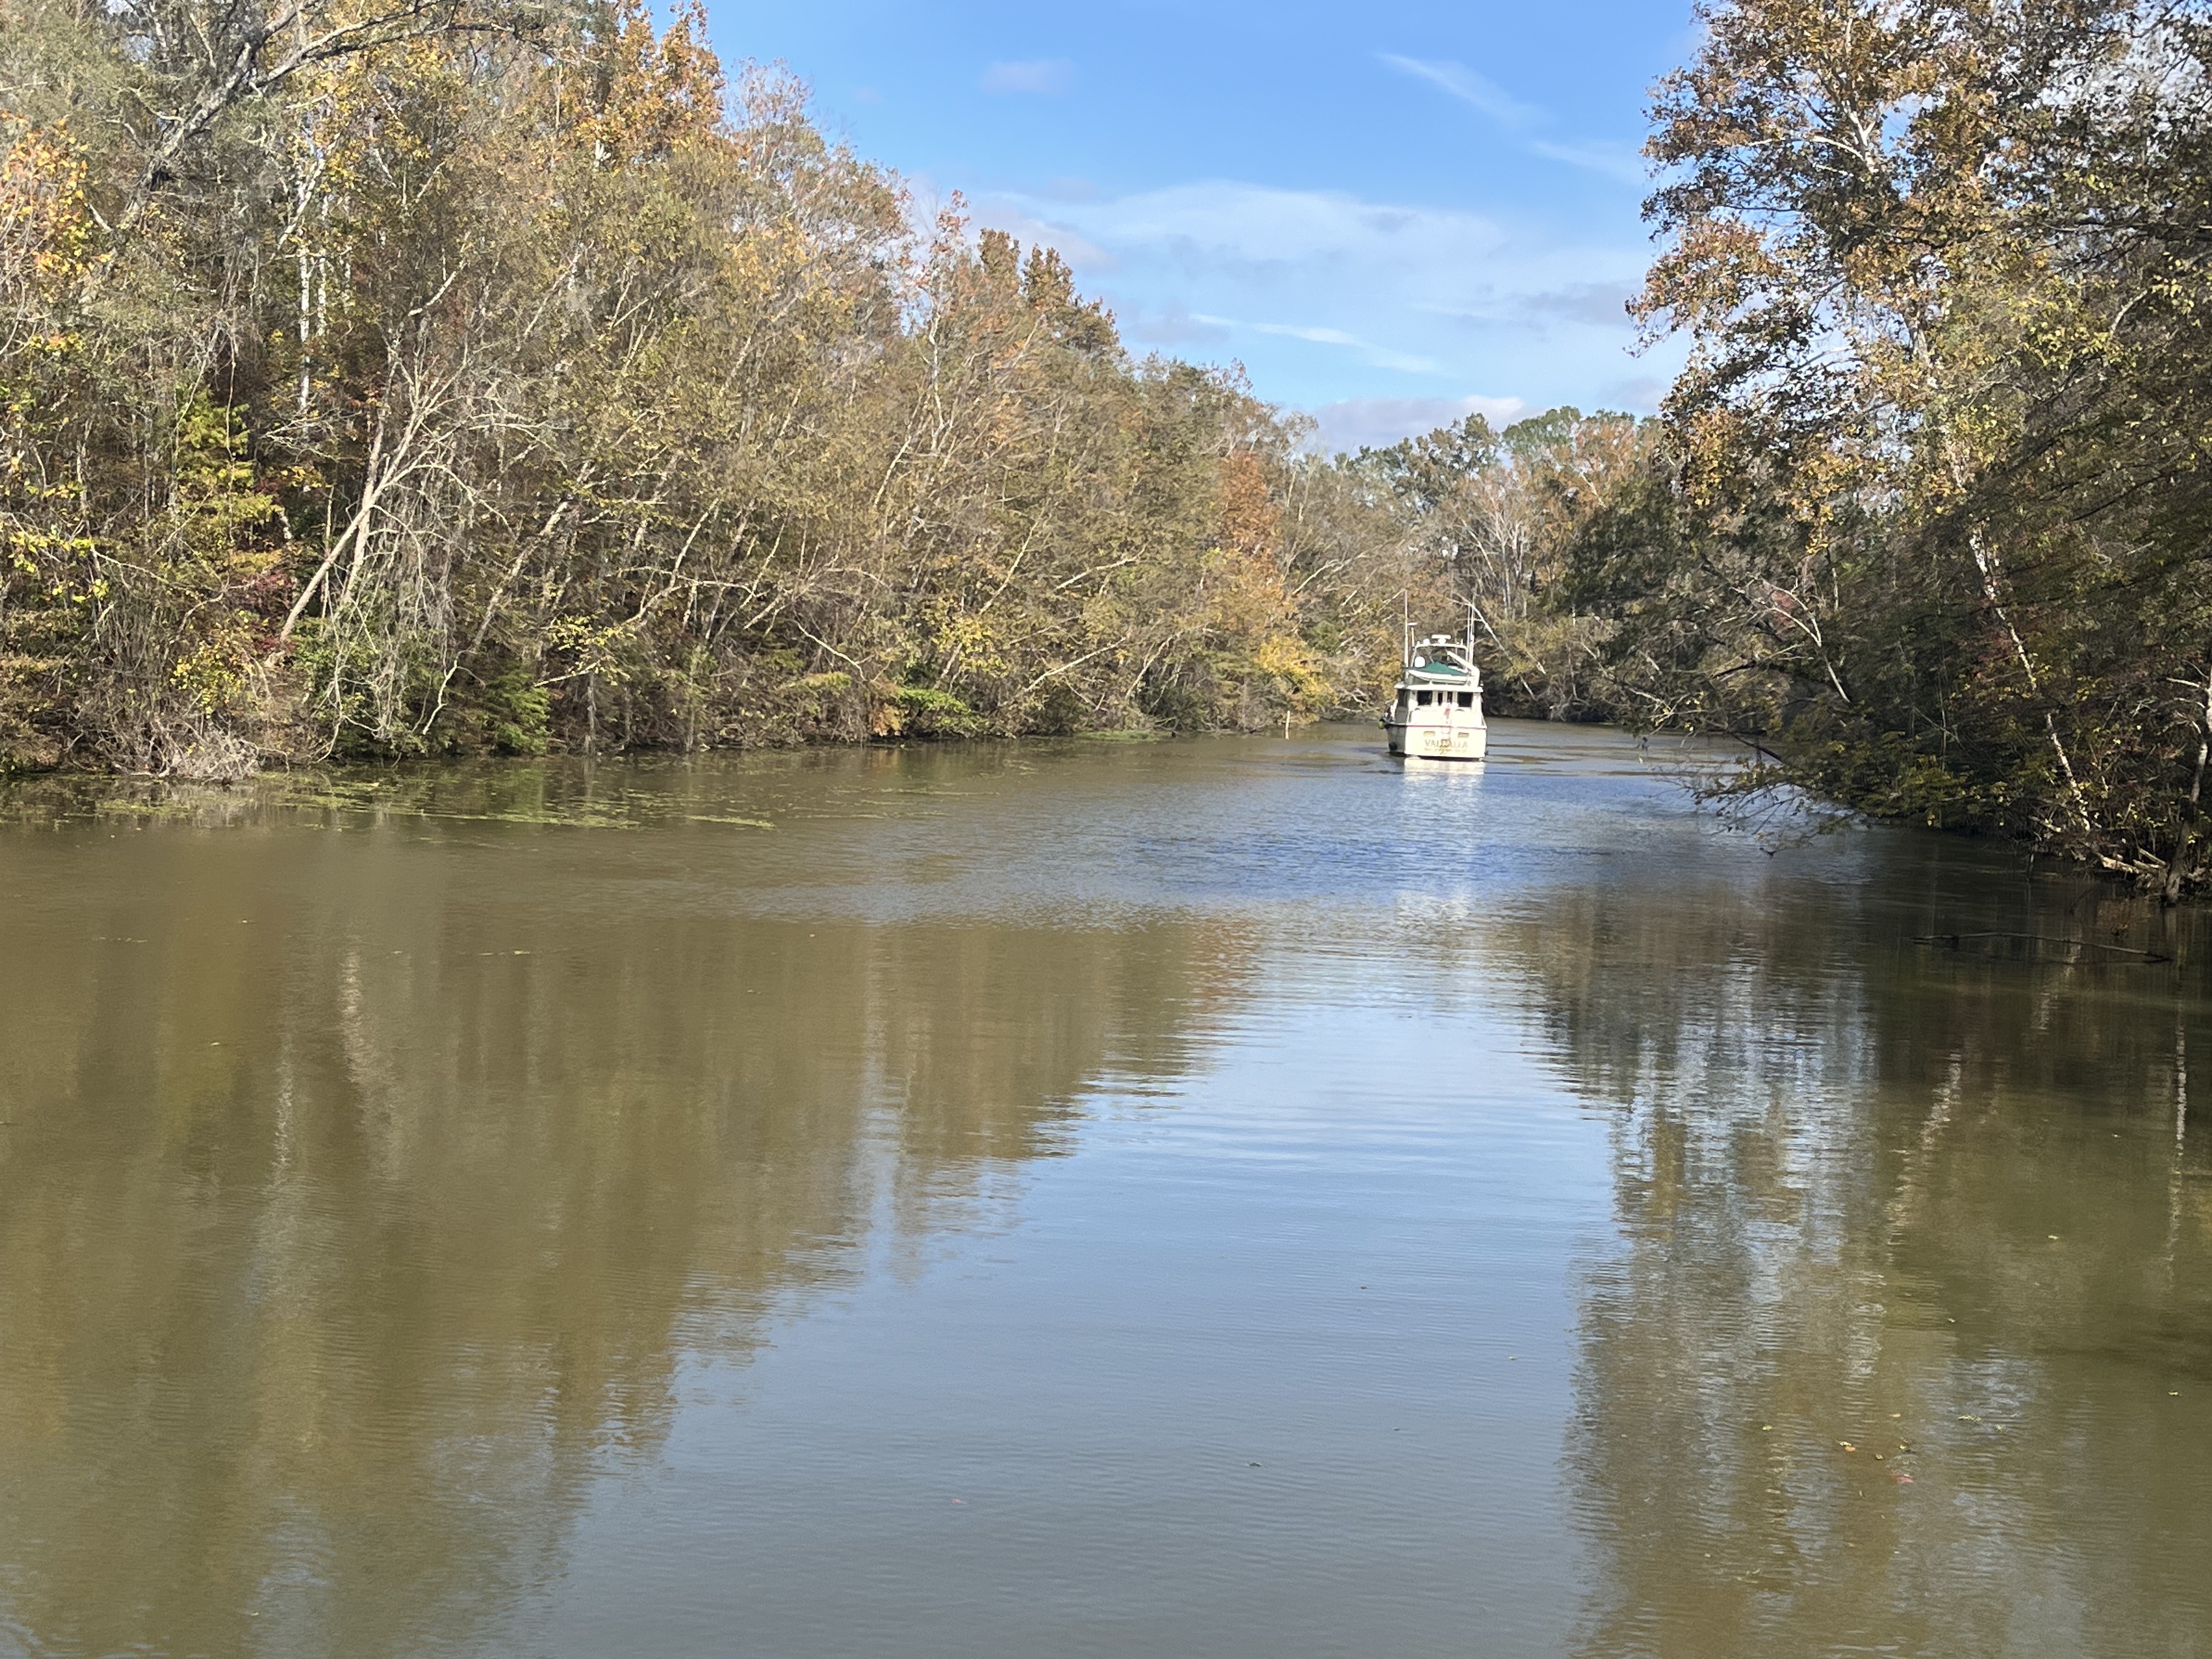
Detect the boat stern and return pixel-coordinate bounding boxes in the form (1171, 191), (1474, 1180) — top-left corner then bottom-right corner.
(1387, 720), (1487, 761)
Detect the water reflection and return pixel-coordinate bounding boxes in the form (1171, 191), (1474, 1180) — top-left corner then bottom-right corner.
(0, 803), (1238, 1658)
(1503, 842), (2212, 1657)
(5, 727), (2211, 1658)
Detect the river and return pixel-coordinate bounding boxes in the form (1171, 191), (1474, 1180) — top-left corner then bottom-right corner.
(1, 720), (2207, 1658)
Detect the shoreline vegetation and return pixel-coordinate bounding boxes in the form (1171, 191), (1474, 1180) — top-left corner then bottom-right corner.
(4, 0), (2211, 895)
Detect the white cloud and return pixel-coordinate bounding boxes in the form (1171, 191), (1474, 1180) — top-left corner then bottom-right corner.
(980, 58), (1074, 96)
(1528, 140), (1647, 185)
(1307, 395), (1530, 456)
(1010, 181), (1518, 287)
(986, 180), (1635, 320)
(968, 178), (1669, 411)
(1366, 347), (1448, 375)
(1111, 299), (1232, 346)
(1242, 320), (1442, 375)
(1527, 281), (1638, 326)
(1380, 55), (1645, 188)
(1605, 375), (1669, 411)
(1253, 322), (1363, 346)
(1420, 279), (1641, 334)
(1376, 55), (1543, 129)
(972, 206), (1112, 269)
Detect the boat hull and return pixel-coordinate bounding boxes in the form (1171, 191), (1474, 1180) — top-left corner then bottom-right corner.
(1386, 720), (1487, 761)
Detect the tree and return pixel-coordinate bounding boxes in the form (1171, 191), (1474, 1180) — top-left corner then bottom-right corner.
(1, 0), (1417, 774)
(1635, 0), (2212, 889)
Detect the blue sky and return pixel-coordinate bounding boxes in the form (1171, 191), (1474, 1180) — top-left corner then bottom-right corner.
(705, 0), (1699, 452)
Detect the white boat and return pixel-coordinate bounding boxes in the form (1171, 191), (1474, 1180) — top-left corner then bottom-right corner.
(1383, 622), (1487, 761)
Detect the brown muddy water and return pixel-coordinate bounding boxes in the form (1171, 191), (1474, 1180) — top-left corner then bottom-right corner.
(1, 720), (2208, 1658)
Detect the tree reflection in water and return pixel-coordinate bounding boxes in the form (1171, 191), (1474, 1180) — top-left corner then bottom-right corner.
(5, 731), (2211, 1659)
(1502, 841), (2212, 1658)
(0, 770), (1242, 1659)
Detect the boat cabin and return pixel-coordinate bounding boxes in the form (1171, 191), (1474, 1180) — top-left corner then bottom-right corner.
(1384, 629), (1488, 760)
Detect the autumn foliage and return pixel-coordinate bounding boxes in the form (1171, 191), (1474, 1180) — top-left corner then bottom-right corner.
(0, 0), (1425, 775)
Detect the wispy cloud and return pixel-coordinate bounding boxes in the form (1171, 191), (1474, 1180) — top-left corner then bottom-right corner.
(1306, 395), (1530, 456)
(1251, 322), (1358, 346)
(973, 206), (1112, 269)
(980, 58), (1074, 96)
(1420, 279), (1639, 331)
(1013, 182), (1514, 282)
(1379, 55), (1645, 186)
(1528, 140), (1646, 185)
(1606, 375), (1668, 411)
(1113, 300), (1231, 346)
(1244, 320), (1442, 375)
(1376, 55), (1543, 130)
(970, 178), (1668, 411)
(1512, 280), (1640, 327)
(1368, 349), (1446, 375)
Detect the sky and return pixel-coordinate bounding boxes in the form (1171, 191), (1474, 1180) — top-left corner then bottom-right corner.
(703, 0), (1701, 453)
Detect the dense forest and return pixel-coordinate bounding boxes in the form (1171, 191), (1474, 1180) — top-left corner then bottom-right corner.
(4, 0), (2212, 893)
(1622, 0), (2212, 899)
(0, 0), (1446, 777)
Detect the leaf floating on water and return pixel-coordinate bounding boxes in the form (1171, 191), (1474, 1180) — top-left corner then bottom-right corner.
(1839, 1442), (1857, 1452)
(1892, 1473), (1915, 1485)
